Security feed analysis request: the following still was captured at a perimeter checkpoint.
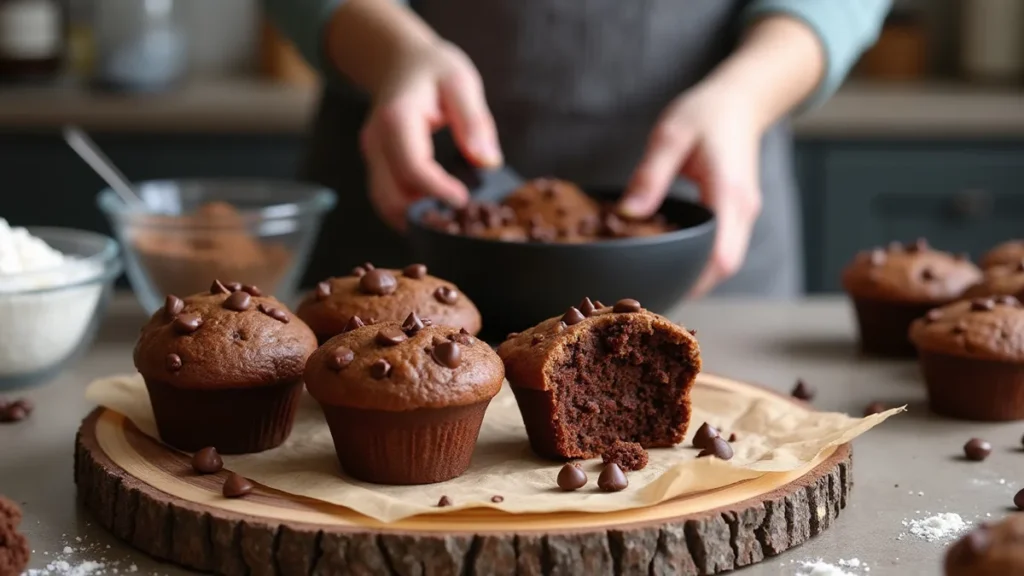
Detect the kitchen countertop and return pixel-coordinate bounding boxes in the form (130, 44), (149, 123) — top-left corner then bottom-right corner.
(1, 78), (1023, 138)
(2, 294), (1022, 575)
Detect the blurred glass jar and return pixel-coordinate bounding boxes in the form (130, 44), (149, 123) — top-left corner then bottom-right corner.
(92, 0), (187, 92)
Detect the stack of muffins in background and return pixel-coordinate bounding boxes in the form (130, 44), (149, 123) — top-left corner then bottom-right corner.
(842, 239), (1024, 421)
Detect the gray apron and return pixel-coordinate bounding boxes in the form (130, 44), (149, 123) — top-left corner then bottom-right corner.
(299, 0), (803, 298)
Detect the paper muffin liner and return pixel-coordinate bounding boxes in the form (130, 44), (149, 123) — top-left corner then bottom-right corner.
(851, 297), (941, 358)
(319, 400), (491, 485)
(920, 351), (1024, 421)
(144, 378), (303, 454)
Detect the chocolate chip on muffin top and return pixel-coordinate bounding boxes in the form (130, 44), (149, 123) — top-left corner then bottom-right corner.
(296, 263), (483, 342)
(841, 239), (982, 303)
(963, 259), (1024, 300)
(909, 296), (1024, 361)
(303, 318), (504, 412)
(133, 282), (317, 388)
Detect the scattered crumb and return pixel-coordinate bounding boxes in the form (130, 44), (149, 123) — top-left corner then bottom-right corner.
(600, 440), (649, 471)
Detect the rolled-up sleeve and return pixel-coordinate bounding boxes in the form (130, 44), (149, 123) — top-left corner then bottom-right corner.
(742, 0), (892, 112)
(259, 0), (343, 75)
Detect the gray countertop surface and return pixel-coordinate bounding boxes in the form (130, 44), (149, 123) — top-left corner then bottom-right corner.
(2, 294), (1021, 576)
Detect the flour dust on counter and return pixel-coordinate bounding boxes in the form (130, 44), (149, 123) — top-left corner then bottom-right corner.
(785, 557), (870, 576)
(899, 512), (971, 542)
(21, 530), (150, 576)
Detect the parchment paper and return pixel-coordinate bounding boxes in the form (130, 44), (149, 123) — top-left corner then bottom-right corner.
(86, 374), (902, 523)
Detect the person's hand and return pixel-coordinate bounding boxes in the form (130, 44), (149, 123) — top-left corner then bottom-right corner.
(618, 82), (763, 298)
(360, 40), (503, 230)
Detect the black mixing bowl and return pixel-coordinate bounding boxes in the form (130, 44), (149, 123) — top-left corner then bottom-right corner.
(406, 170), (715, 342)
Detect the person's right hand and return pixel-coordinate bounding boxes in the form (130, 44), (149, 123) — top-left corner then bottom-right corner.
(360, 40), (503, 230)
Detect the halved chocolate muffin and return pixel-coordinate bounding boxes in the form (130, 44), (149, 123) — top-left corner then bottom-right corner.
(497, 298), (701, 460)
(296, 263), (482, 343)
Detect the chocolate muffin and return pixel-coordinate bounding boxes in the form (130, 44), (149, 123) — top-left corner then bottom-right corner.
(842, 239), (982, 357)
(909, 296), (1024, 421)
(964, 260), (1024, 300)
(134, 281), (318, 453)
(0, 496), (29, 576)
(945, 515), (1024, 575)
(296, 263), (482, 343)
(497, 298), (700, 460)
(304, 317), (504, 484)
(982, 240), (1024, 269)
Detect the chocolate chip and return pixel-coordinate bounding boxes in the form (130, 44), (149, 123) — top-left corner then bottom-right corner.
(403, 264), (427, 279)
(593, 300), (606, 309)
(598, 463), (628, 492)
(10, 398), (32, 414)
(192, 447), (223, 474)
(222, 473), (253, 498)
(556, 463), (587, 491)
(921, 267), (936, 281)
(242, 285), (262, 297)
(868, 249), (886, 266)
(434, 286), (458, 305)
(863, 402), (887, 416)
(561, 307), (585, 326)
(376, 327), (408, 347)
(1015, 488), (1024, 510)
(257, 303), (289, 323)
(490, 495), (504, 503)
(531, 334), (545, 346)
(963, 438), (992, 461)
(401, 312), (424, 335)
(1, 405), (27, 423)
(315, 281), (331, 300)
(688, 329), (697, 336)
(791, 379), (815, 401)
(728, 433), (738, 442)
(360, 269), (398, 296)
(223, 291), (252, 312)
(907, 238), (929, 252)
(437, 495), (452, 507)
(612, 299), (642, 313)
(925, 309), (943, 323)
(362, 262), (375, 271)
(692, 422), (719, 449)
(506, 332), (520, 340)
(431, 341), (462, 369)
(351, 266), (366, 277)
(164, 295), (184, 319)
(173, 314), (202, 334)
(578, 297), (596, 317)
(329, 347), (354, 371)
(166, 353), (182, 372)
(210, 279), (230, 294)
(971, 298), (995, 312)
(449, 328), (475, 345)
(370, 359), (391, 379)
(697, 437), (734, 460)
(342, 316), (365, 333)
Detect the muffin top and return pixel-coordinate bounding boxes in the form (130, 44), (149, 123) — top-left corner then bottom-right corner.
(295, 263), (482, 340)
(908, 296), (1024, 361)
(303, 316), (504, 411)
(982, 240), (1024, 269)
(134, 281), (318, 389)
(963, 260), (1024, 299)
(841, 239), (982, 303)
(945, 514), (1024, 576)
(496, 297), (700, 391)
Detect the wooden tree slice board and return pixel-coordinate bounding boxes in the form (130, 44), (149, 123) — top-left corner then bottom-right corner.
(75, 375), (854, 576)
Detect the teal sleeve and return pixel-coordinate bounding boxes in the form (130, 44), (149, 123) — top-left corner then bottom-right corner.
(741, 0), (892, 112)
(259, 0), (343, 76)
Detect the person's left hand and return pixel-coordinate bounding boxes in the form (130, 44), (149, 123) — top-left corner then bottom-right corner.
(618, 82), (764, 299)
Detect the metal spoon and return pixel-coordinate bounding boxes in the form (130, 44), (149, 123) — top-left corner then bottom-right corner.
(62, 125), (146, 209)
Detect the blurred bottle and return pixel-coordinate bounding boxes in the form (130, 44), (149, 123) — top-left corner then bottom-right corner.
(92, 0), (187, 92)
(66, 0), (94, 79)
(0, 0), (67, 83)
(961, 0), (1024, 84)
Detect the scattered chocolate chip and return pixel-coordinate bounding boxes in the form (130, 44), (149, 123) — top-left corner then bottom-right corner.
(434, 286), (458, 305)
(315, 281), (331, 300)
(728, 433), (738, 442)
(369, 359), (392, 379)
(403, 264), (427, 279)
(692, 422), (719, 449)
(166, 353), (182, 372)
(556, 463), (587, 491)
(612, 299), (642, 313)
(257, 303), (289, 323)
(688, 329), (697, 336)
(925, 309), (943, 323)
(971, 298), (995, 312)
(531, 334), (545, 346)
(173, 314), (203, 334)
(907, 238), (929, 252)
(210, 279), (230, 294)
(431, 341), (462, 369)
(921, 267), (936, 281)
(1015, 488), (1024, 511)
(437, 495), (452, 507)
(342, 316), (365, 333)
(351, 266), (366, 277)
(963, 438), (992, 461)
(360, 269), (398, 296)
(241, 284), (262, 297)
(164, 295), (184, 319)
(578, 297), (596, 317)
(598, 463), (628, 492)
(192, 447), (223, 474)
(223, 291), (252, 312)
(401, 312), (424, 335)
(226, 282), (243, 292)
(863, 402), (887, 416)
(791, 379), (815, 401)
(868, 249), (886, 266)
(222, 473), (253, 498)
(561, 307), (586, 326)
(593, 300), (606, 309)
(449, 328), (475, 345)
(376, 327), (408, 347)
(697, 437), (734, 460)
(329, 347), (354, 371)
(490, 495), (504, 503)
